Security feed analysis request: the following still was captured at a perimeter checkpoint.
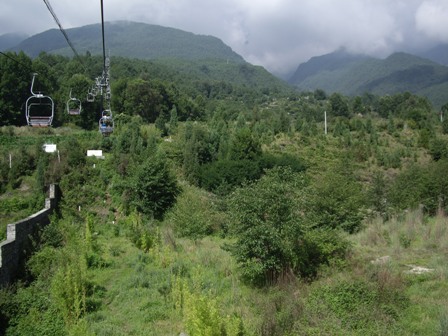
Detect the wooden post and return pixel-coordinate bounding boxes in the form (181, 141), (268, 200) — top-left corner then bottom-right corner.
(9, 153), (12, 169)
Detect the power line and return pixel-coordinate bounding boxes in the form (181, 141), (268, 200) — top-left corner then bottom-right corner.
(42, 0), (86, 70)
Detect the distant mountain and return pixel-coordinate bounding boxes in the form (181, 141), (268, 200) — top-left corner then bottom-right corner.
(289, 50), (448, 108)
(289, 48), (373, 84)
(10, 21), (291, 95)
(0, 33), (28, 50)
(11, 21), (245, 63)
(418, 44), (448, 66)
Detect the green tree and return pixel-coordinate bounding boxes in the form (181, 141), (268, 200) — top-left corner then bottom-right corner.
(132, 155), (180, 219)
(314, 89), (327, 100)
(0, 52), (33, 126)
(124, 78), (163, 122)
(388, 164), (428, 211)
(228, 128), (262, 161)
(304, 169), (365, 233)
(429, 138), (448, 161)
(329, 93), (349, 118)
(228, 168), (304, 286)
(368, 171), (389, 216)
(168, 105), (178, 134)
(442, 103), (448, 134)
(155, 108), (169, 136)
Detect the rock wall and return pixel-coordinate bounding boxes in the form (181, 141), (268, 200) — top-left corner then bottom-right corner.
(0, 184), (58, 287)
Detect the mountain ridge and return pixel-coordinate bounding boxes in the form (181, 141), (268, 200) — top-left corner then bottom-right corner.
(10, 21), (245, 63)
(288, 50), (448, 108)
(0, 32), (28, 50)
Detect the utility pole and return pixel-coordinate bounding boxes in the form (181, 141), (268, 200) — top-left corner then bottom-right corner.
(9, 153), (12, 169)
(324, 111), (327, 135)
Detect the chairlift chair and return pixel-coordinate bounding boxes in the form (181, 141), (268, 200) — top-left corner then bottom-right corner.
(87, 92), (95, 102)
(67, 90), (82, 115)
(87, 88), (96, 102)
(25, 74), (54, 127)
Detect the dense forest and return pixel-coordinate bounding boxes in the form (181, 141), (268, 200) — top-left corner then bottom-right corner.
(1, 51), (448, 335)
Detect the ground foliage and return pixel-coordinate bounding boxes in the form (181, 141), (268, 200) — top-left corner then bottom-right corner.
(0, 53), (448, 335)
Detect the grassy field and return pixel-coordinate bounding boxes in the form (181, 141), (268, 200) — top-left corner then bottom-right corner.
(65, 206), (448, 335)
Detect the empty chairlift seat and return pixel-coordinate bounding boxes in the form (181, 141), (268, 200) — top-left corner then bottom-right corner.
(25, 74), (54, 127)
(67, 90), (82, 115)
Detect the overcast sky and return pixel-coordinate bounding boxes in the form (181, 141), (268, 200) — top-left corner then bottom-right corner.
(1, 0), (448, 76)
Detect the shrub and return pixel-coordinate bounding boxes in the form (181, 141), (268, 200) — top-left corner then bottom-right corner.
(259, 152), (306, 173)
(228, 167), (306, 286)
(300, 229), (350, 278)
(132, 155), (180, 219)
(199, 159), (262, 195)
(166, 184), (221, 239)
(304, 169), (366, 233)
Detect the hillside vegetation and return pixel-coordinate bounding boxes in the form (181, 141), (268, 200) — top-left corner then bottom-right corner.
(289, 49), (448, 108)
(1, 51), (448, 335)
(10, 21), (245, 63)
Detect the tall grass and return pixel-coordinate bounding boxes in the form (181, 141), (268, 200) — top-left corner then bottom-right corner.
(354, 207), (448, 255)
(351, 208), (448, 335)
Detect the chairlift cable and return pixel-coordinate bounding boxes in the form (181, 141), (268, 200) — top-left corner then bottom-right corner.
(42, 0), (86, 71)
(1, 51), (54, 91)
(0, 51), (33, 72)
(100, 0), (107, 71)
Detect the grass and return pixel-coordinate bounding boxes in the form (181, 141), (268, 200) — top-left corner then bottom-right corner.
(77, 206), (448, 335)
(84, 218), (252, 335)
(351, 209), (448, 335)
(3, 165), (447, 335)
(0, 175), (44, 240)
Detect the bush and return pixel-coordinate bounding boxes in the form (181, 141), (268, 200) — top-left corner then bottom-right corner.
(132, 155), (180, 219)
(166, 185), (221, 239)
(304, 170), (366, 233)
(300, 229), (350, 278)
(199, 159), (262, 195)
(259, 152), (306, 173)
(229, 167), (309, 286)
(387, 164), (428, 211)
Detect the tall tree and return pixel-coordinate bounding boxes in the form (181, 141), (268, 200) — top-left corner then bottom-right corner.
(329, 92), (350, 118)
(0, 52), (33, 125)
(229, 167), (304, 285)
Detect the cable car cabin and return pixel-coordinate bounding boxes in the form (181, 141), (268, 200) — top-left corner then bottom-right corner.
(26, 94), (54, 127)
(67, 97), (82, 115)
(99, 113), (114, 136)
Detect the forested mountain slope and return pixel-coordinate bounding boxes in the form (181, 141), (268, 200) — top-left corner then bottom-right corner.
(10, 21), (244, 63)
(0, 33), (28, 51)
(419, 43), (448, 66)
(289, 50), (448, 108)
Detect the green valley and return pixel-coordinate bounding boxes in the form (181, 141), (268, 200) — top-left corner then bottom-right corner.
(0, 46), (448, 335)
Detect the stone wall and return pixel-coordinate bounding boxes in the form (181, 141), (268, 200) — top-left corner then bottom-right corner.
(0, 184), (58, 287)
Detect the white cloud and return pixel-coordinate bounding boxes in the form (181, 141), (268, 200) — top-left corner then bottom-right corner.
(416, 0), (448, 42)
(0, 0), (446, 76)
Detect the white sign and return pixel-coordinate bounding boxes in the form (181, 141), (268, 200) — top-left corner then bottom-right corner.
(87, 150), (103, 157)
(42, 144), (57, 153)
